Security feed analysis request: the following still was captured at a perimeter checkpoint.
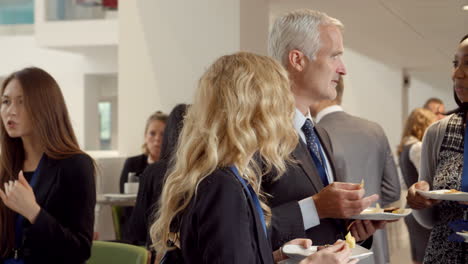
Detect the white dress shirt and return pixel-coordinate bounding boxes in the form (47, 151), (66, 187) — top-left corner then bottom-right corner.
(294, 108), (335, 230)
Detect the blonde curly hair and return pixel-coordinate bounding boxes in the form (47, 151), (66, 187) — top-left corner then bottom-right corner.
(150, 52), (298, 253)
(398, 108), (437, 156)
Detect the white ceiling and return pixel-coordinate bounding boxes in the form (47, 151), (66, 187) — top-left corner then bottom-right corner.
(270, 0), (468, 90)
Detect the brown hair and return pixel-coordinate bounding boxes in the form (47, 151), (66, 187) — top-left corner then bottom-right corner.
(142, 111), (168, 155)
(0, 67), (90, 257)
(423, 97), (443, 109)
(397, 108), (436, 156)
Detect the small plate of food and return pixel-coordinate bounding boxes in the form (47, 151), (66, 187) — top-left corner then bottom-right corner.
(416, 189), (468, 202)
(280, 232), (373, 263)
(456, 231), (468, 243)
(350, 203), (412, 221)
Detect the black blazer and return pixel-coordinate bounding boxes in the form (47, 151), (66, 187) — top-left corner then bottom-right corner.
(126, 160), (168, 245)
(13, 154), (95, 264)
(179, 168), (273, 264)
(263, 126), (347, 250)
(119, 154), (148, 193)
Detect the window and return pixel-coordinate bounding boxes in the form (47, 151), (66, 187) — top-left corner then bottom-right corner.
(0, 0), (34, 25)
(84, 73), (118, 151)
(98, 101), (111, 150)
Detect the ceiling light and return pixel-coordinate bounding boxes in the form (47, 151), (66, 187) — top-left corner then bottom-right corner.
(463, 4), (468, 11)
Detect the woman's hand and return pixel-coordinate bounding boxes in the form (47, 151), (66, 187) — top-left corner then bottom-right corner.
(300, 240), (357, 264)
(0, 171), (41, 223)
(273, 238), (313, 263)
(407, 181), (440, 209)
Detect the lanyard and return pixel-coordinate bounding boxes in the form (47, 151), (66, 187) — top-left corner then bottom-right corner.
(461, 123), (468, 192)
(5, 155), (45, 263)
(229, 166), (267, 238)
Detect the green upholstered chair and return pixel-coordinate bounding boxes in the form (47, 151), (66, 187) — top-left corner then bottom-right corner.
(87, 241), (149, 264)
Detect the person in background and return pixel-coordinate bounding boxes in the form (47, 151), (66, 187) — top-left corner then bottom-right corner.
(407, 34), (468, 263)
(0, 67), (96, 264)
(423, 97), (445, 120)
(126, 104), (188, 247)
(310, 76), (401, 264)
(150, 52), (355, 264)
(119, 111), (167, 193)
(398, 108), (436, 264)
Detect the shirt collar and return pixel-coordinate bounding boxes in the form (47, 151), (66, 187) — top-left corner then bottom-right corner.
(315, 105), (344, 123)
(294, 108), (314, 133)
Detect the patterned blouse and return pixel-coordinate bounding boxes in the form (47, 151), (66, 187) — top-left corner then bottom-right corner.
(423, 112), (468, 263)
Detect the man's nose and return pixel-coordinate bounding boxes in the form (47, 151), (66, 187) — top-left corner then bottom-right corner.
(337, 60), (347, 75)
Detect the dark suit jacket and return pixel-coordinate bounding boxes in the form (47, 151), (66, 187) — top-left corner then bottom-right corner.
(119, 154), (148, 193)
(126, 160), (168, 245)
(263, 126), (347, 250)
(179, 168), (273, 264)
(14, 154), (96, 264)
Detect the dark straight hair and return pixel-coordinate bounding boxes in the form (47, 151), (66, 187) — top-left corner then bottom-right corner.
(0, 67), (93, 257)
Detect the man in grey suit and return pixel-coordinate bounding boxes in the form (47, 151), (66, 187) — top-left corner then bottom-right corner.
(310, 77), (401, 264)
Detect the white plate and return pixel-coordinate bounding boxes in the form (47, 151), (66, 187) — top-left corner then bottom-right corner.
(456, 232), (468, 243)
(349, 208), (412, 221)
(103, 193), (137, 200)
(417, 189), (468, 202)
(280, 244), (373, 263)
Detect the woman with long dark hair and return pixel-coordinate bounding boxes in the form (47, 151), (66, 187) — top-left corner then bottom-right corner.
(0, 67), (96, 264)
(407, 34), (468, 263)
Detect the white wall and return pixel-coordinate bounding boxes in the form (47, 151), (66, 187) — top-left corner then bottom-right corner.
(118, 0), (269, 156)
(341, 48), (403, 152)
(408, 76), (455, 114)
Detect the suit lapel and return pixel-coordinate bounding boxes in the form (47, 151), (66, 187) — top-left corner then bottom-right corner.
(315, 126), (340, 182)
(249, 197), (273, 264)
(292, 140), (324, 192)
(228, 169), (272, 264)
(33, 156), (60, 206)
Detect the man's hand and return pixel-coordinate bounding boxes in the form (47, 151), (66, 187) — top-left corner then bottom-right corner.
(349, 220), (386, 242)
(313, 182), (379, 219)
(407, 181), (440, 209)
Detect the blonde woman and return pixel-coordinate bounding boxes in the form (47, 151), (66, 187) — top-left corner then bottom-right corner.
(150, 52), (355, 264)
(398, 108), (436, 264)
(119, 111), (167, 194)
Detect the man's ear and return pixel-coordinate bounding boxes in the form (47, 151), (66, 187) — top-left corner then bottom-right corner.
(288, 50), (306, 72)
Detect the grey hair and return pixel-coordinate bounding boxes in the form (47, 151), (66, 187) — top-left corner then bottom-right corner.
(268, 9), (344, 67)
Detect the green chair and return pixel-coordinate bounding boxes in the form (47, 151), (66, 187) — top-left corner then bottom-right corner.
(87, 241), (149, 264)
(111, 205), (124, 240)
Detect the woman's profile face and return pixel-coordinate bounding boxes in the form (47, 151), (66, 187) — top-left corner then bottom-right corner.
(453, 39), (468, 102)
(0, 79), (33, 138)
(145, 120), (166, 160)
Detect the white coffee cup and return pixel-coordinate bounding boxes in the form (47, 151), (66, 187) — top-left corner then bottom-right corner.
(124, 182), (139, 194)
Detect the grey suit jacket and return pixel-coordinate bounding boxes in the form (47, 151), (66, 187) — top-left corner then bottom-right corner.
(318, 110), (400, 264)
(318, 111), (400, 204)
